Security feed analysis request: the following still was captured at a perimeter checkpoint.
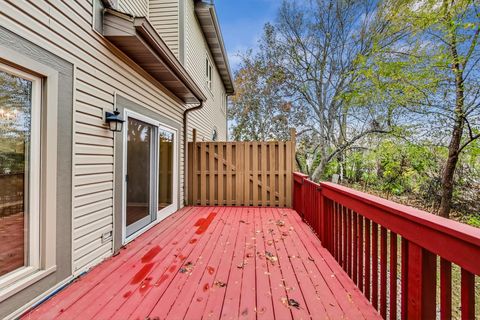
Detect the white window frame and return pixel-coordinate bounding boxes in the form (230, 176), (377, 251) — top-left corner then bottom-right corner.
(205, 55), (213, 91)
(0, 63), (41, 293)
(0, 47), (58, 303)
(122, 109), (179, 244)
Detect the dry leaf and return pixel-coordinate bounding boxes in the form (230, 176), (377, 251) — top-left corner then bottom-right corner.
(214, 280), (227, 288)
(276, 220), (285, 227)
(265, 251), (278, 265)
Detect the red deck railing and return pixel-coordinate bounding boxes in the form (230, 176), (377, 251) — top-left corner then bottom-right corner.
(293, 172), (480, 320)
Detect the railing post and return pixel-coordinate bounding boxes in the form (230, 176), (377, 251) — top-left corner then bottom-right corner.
(407, 242), (437, 320)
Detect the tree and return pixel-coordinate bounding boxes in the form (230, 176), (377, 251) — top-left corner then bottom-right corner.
(228, 46), (306, 141)
(358, 0), (480, 217)
(255, 0), (410, 181)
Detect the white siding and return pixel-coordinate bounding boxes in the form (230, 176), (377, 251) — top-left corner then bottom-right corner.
(0, 0), (185, 274)
(118, 0), (149, 17)
(149, 0), (180, 57)
(184, 0), (228, 142)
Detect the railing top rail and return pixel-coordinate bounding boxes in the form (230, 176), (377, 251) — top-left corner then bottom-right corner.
(293, 172), (480, 274)
(320, 181), (480, 247)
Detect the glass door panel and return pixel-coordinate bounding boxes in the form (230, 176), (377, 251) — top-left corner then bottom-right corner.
(0, 69), (32, 277)
(158, 130), (174, 210)
(126, 117), (154, 237)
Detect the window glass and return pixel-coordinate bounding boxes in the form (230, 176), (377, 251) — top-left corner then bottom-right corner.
(158, 130), (174, 210)
(0, 69), (33, 277)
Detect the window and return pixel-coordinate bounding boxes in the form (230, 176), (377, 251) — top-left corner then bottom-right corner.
(0, 63), (41, 284)
(205, 56), (212, 90)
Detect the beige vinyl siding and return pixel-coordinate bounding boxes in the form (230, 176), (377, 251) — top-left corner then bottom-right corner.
(184, 0), (228, 141)
(0, 0), (185, 274)
(149, 0), (180, 57)
(118, 0), (149, 17)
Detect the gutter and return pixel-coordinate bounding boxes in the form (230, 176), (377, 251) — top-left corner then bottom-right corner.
(183, 101), (204, 205)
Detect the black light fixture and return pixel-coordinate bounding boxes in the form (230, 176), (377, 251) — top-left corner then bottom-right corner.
(105, 109), (125, 132)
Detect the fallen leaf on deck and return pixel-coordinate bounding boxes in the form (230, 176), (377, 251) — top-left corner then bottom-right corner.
(179, 262), (194, 273)
(214, 280), (227, 287)
(280, 297), (300, 309)
(288, 299), (300, 309)
(265, 251), (278, 265)
(308, 257), (315, 262)
(276, 220), (285, 227)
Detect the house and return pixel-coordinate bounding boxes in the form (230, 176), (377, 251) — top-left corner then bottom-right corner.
(0, 0), (233, 317)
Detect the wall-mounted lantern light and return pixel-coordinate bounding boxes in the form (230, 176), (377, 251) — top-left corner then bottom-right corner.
(105, 110), (125, 132)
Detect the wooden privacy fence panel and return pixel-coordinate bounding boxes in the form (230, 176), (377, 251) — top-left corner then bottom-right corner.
(188, 130), (295, 207)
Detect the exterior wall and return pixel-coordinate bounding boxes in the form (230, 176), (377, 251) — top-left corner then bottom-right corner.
(0, 26), (74, 319)
(0, 1), (186, 316)
(149, 0), (180, 58)
(183, 0), (228, 142)
(118, 0), (149, 17)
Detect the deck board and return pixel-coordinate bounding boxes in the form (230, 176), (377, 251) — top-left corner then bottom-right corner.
(23, 207), (381, 320)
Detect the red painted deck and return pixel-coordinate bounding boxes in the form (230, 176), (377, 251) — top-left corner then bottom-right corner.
(23, 207), (380, 320)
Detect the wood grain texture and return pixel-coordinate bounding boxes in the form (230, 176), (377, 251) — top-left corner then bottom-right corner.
(23, 206), (380, 320)
(188, 137), (296, 207)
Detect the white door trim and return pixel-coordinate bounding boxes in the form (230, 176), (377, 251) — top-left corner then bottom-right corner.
(121, 109), (179, 245)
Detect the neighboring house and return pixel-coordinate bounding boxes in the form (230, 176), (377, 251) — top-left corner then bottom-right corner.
(0, 0), (234, 318)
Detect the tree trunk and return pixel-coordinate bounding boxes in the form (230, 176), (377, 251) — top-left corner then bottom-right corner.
(438, 4), (465, 219)
(439, 121), (462, 218)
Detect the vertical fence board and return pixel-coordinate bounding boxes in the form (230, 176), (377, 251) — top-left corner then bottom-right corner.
(188, 136), (295, 207)
(218, 143), (224, 206)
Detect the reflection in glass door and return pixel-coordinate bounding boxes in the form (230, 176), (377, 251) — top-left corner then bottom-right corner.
(124, 112), (178, 242)
(0, 64), (40, 279)
(158, 130), (174, 211)
(126, 117), (155, 237)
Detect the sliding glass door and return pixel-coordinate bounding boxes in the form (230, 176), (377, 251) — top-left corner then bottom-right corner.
(124, 111), (177, 241)
(125, 117), (155, 237)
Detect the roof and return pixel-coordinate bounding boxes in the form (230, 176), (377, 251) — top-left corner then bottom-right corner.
(103, 9), (207, 104)
(194, 1), (235, 95)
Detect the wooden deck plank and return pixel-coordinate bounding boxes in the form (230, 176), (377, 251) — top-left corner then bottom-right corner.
(264, 207), (311, 320)
(199, 207), (244, 320)
(271, 208), (334, 319)
(252, 207), (276, 320)
(258, 208), (293, 320)
(220, 208), (248, 319)
(24, 206), (195, 320)
(147, 207), (229, 319)
(179, 207), (240, 319)
(64, 207), (212, 320)
(238, 208), (257, 319)
(285, 209), (381, 319)
(124, 207), (225, 319)
(23, 206), (381, 320)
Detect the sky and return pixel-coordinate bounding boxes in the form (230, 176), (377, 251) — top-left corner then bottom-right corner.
(214, 0), (282, 72)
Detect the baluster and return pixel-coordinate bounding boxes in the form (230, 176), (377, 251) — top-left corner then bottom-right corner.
(342, 206), (348, 271)
(365, 219), (371, 301)
(372, 222), (379, 310)
(358, 215), (364, 292)
(440, 258), (452, 320)
(347, 209), (352, 277)
(353, 212), (358, 285)
(461, 268), (475, 320)
(390, 232), (397, 320)
(380, 227), (388, 318)
(406, 242), (436, 319)
(401, 237), (408, 320)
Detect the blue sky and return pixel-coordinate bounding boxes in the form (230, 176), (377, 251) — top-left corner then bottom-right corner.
(215, 0), (281, 72)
